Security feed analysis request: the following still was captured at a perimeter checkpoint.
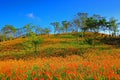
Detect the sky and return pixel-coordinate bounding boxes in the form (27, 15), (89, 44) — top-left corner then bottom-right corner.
(0, 0), (120, 29)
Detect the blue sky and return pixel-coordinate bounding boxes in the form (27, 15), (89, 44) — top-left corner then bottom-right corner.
(0, 0), (120, 29)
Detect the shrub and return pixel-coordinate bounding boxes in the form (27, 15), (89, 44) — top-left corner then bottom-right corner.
(117, 68), (120, 74)
(22, 33), (43, 57)
(84, 38), (93, 45)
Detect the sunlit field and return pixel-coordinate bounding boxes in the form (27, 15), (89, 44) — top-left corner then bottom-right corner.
(0, 33), (120, 80)
(0, 53), (120, 80)
(0, 0), (120, 80)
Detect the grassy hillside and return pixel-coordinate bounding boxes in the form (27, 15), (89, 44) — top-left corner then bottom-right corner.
(0, 32), (115, 60)
(0, 33), (120, 80)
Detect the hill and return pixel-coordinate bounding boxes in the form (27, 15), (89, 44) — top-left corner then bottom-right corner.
(0, 32), (119, 60)
(0, 32), (120, 79)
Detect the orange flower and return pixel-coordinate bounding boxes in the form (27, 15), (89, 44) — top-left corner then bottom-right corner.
(40, 78), (44, 80)
(33, 77), (39, 80)
(31, 71), (35, 76)
(23, 74), (27, 79)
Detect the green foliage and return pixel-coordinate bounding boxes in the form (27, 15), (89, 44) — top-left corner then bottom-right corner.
(117, 68), (120, 74)
(79, 41), (85, 45)
(22, 32), (43, 57)
(30, 35), (43, 57)
(52, 76), (58, 80)
(85, 76), (94, 80)
(100, 76), (106, 80)
(79, 33), (83, 37)
(84, 38), (93, 45)
(1, 25), (17, 40)
(50, 22), (60, 35)
(0, 34), (7, 41)
(62, 21), (71, 33)
(59, 34), (75, 38)
(0, 75), (2, 80)
(26, 70), (32, 80)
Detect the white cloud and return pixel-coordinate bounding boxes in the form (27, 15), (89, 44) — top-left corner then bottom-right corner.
(26, 13), (41, 23)
(26, 13), (35, 19)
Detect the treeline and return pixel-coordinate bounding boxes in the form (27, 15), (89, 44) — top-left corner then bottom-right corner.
(0, 24), (51, 41)
(0, 12), (120, 41)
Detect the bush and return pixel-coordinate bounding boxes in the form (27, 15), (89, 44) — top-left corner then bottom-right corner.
(84, 38), (93, 45)
(79, 33), (83, 37)
(22, 33), (43, 57)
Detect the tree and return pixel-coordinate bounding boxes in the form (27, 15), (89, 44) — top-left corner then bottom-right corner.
(86, 17), (100, 46)
(1, 25), (17, 40)
(0, 33), (6, 42)
(59, 26), (65, 34)
(16, 28), (25, 37)
(35, 26), (44, 35)
(77, 12), (88, 32)
(99, 18), (107, 33)
(73, 19), (81, 32)
(50, 22), (60, 35)
(62, 21), (71, 33)
(32, 25), (38, 35)
(22, 32), (43, 57)
(44, 28), (51, 37)
(23, 23), (33, 37)
(30, 33), (43, 57)
(107, 18), (120, 37)
(73, 12), (88, 38)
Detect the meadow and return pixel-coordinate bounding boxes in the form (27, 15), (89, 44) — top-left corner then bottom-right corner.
(0, 0), (120, 79)
(0, 33), (120, 80)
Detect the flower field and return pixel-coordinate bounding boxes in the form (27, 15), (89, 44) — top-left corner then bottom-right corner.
(0, 34), (120, 80)
(0, 0), (120, 79)
(0, 52), (120, 80)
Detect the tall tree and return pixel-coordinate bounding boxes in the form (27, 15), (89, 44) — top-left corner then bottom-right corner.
(23, 24), (33, 37)
(50, 22), (60, 35)
(99, 18), (107, 33)
(44, 28), (51, 37)
(59, 26), (65, 34)
(62, 21), (71, 33)
(34, 26), (44, 35)
(73, 12), (88, 38)
(1, 25), (17, 40)
(73, 19), (81, 32)
(77, 12), (88, 32)
(108, 18), (120, 37)
(86, 17), (100, 46)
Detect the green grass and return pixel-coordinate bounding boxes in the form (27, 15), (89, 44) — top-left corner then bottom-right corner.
(0, 33), (119, 60)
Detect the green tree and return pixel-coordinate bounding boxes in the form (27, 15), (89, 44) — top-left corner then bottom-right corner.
(86, 17), (100, 46)
(107, 18), (120, 37)
(73, 19), (81, 32)
(59, 26), (65, 34)
(73, 12), (88, 38)
(23, 24), (33, 37)
(17, 28), (25, 37)
(77, 12), (88, 32)
(30, 33), (43, 57)
(44, 28), (51, 37)
(50, 22), (60, 35)
(36, 27), (44, 35)
(62, 21), (71, 33)
(1, 25), (17, 40)
(0, 33), (6, 42)
(99, 18), (107, 33)
(22, 25), (43, 57)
